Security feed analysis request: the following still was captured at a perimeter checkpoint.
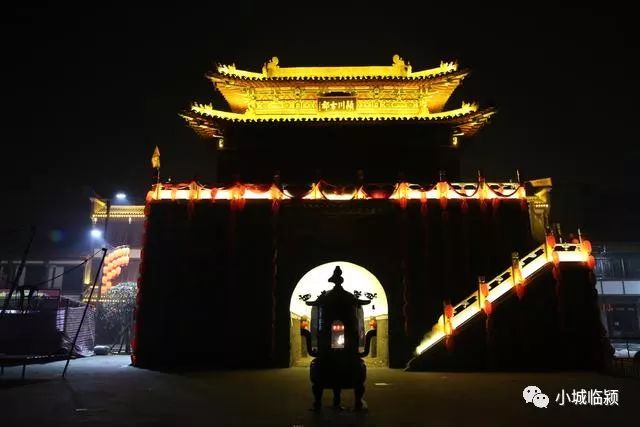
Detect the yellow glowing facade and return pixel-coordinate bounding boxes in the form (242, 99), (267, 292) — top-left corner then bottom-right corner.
(182, 55), (495, 140)
(526, 177), (553, 242)
(90, 198), (145, 223)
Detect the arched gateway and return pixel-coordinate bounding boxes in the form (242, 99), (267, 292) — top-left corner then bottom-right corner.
(289, 262), (389, 367)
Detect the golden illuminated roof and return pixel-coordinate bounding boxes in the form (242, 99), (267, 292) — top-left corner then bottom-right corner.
(183, 55), (495, 140)
(213, 55), (459, 81)
(208, 55), (468, 115)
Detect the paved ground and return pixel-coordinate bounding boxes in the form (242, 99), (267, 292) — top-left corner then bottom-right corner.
(1, 356), (639, 426)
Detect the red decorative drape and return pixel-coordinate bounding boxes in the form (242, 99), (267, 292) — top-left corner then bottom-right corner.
(270, 204), (279, 361)
(400, 207), (410, 336)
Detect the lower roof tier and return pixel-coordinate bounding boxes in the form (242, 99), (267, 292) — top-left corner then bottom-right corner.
(182, 103), (496, 140)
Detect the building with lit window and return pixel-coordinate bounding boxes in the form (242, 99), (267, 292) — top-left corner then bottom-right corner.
(86, 198), (145, 301)
(594, 243), (640, 346)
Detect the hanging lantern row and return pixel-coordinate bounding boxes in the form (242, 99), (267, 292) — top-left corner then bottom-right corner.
(146, 179), (527, 203)
(415, 237), (594, 356)
(101, 245), (131, 294)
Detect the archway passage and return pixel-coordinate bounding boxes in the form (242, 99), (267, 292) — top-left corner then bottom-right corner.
(289, 261), (389, 367)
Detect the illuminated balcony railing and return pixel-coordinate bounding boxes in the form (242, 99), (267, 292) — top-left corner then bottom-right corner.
(414, 241), (593, 356)
(146, 180), (526, 203)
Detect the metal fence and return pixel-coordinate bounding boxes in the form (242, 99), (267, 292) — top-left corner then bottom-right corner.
(0, 290), (96, 359)
(607, 337), (640, 379)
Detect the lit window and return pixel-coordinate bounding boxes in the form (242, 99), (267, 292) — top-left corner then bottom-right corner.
(331, 320), (345, 349)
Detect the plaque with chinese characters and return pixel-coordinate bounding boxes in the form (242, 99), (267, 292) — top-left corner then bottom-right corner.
(318, 97), (357, 113)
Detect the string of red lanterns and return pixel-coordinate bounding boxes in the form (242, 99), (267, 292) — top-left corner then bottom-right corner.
(146, 179), (528, 203)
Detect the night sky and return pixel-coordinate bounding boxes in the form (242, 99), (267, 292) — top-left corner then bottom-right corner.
(2, 6), (639, 257)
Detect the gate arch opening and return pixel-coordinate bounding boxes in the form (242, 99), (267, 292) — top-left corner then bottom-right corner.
(289, 261), (389, 367)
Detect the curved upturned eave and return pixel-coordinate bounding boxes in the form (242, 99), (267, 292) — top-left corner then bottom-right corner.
(181, 105), (496, 138)
(206, 68), (469, 83)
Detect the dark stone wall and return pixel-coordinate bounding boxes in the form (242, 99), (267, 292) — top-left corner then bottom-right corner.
(218, 122), (458, 183)
(133, 198), (532, 370)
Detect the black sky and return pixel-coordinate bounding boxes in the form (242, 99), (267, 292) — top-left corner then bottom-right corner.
(2, 5), (639, 256)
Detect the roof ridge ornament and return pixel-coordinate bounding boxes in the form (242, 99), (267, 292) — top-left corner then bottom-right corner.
(263, 56), (280, 77)
(391, 54), (411, 75)
(328, 266), (344, 288)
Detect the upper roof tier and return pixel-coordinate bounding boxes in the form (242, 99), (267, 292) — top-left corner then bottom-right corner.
(212, 55), (460, 81)
(208, 55), (468, 115)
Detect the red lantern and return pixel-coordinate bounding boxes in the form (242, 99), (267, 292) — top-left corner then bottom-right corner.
(368, 318), (377, 329)
(483, 300), (493, 316)
(587, 255), (596, 270)
(545, 234), (556, 249)
(552, 251), (560, 266)
(437, 181), (448, 210)
(444, 303), (454, 319)
(479, 282), (489, 298)
(582, 240), (592, 255)
(437, 181), (448, 199)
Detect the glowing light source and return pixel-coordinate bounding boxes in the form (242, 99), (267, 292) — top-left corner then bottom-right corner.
(148, 180), (527, 202)
(90, 229), (102, 239)
(115, 192), (127, 200)
(100, 245), (131, 296)
(184, 56), (496, 139)
(289, 261), (388, 319)
(331, 320), (346, 349)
